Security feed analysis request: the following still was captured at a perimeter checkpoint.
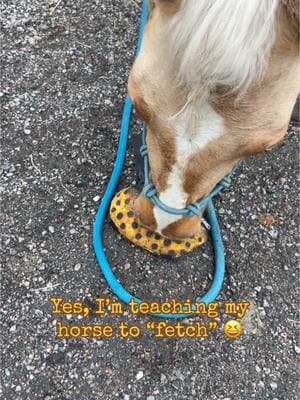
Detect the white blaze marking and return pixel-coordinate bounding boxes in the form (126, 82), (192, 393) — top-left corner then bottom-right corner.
(154, 103), (224, 232)
(153, 165), (188, 232)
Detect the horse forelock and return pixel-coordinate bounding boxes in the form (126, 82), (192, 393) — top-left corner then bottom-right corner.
(164, 0), (280, 105)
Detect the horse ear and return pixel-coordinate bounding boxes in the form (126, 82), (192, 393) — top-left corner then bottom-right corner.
(152, 0), (181, 14)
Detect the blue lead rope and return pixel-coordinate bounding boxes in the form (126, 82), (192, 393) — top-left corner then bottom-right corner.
(93, 0), (236, 319)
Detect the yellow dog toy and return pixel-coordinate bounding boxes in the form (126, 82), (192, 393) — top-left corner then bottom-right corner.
(110, 188), (207, 258)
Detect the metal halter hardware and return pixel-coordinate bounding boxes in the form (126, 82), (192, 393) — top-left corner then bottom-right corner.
(141, 125), (239, 217)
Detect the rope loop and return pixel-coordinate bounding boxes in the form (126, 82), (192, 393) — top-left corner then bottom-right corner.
(220, 176), (231, 188)
(142, 183), (157, 198)
(186, 203), (202, 216)
(140, 144), (148, 157)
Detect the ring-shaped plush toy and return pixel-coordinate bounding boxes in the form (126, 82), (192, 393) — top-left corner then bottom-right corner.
(110, 188), (207, 258)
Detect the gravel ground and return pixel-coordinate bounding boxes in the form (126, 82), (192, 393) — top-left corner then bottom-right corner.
(1, 1), (299, 399)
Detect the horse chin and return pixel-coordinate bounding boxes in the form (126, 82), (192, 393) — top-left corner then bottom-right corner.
(161, 216), (204, 240)
(133, 193), (203, 239)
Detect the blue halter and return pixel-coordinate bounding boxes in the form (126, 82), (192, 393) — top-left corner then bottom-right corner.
(140, 125), (239, 218)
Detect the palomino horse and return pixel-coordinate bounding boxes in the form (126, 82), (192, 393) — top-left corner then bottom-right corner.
(128, 0), (299, 240)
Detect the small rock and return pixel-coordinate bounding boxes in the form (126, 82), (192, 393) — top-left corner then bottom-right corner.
(270, 382), (278, 390)
(182, 318), (190, 325)
(269, 229), (278, 239)
(87, 374), (95, 382)
(48, 226), (55, 233)
(263, 299), (269, 307)
(136, 370), (144, 380)
(74, 263), (81, 271)
(294, 345), (300, 354)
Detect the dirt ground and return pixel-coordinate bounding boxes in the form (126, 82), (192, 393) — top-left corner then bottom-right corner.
(1, 1), (299, 399)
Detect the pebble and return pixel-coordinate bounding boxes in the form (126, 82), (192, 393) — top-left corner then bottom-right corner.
(74, 263), (81, 271)
(136, 371), (144, 380)
(87, 374), (95, 382)
(269, 229), (278, 239)
(263, 299), (269, 307)
(48, 226), (55, 233)
(270, 382), (278, 390)
(294, 345), (300, 354)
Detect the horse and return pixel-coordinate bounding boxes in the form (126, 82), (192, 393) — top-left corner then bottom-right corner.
(127, 0), (299, 240)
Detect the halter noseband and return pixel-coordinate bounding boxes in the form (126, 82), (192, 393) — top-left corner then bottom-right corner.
(140, 125), (239, 218)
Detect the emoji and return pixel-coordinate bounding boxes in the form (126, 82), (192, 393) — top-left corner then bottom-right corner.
(224, 320), (243, 339)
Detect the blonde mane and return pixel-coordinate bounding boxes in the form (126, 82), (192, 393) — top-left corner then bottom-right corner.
(165, 0), (280, 107)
